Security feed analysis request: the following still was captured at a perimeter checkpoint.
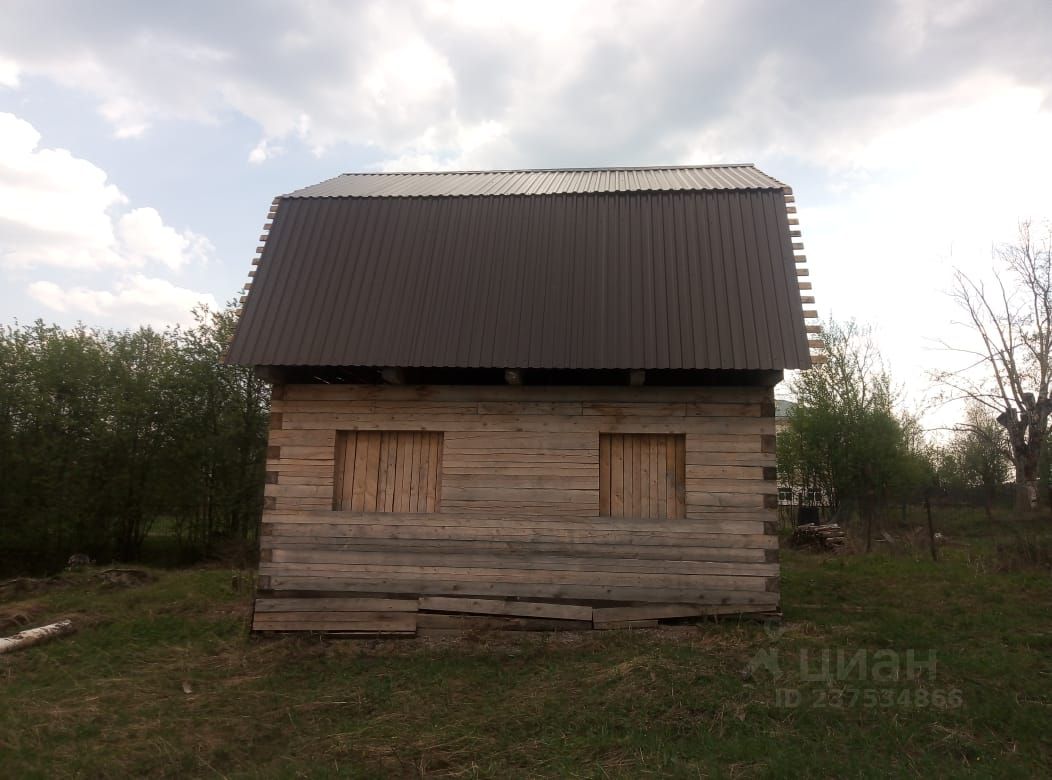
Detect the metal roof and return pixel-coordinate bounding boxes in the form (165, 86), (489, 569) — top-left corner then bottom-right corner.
(226, 167), (811, 371)
(287, 164), (787, 199)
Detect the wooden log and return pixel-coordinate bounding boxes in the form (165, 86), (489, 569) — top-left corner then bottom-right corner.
(254, 597), (417, 612)
(417, 596), (592, 621)
(0, 620), (75, 654)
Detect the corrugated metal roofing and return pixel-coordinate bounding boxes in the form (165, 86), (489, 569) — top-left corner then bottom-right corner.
(226, 167), (811, 371)
(287, 164), (787, 199)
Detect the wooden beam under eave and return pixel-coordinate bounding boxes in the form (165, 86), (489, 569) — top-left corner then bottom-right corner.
(381, 367), (405, 385)
(800, 295), (815, 304)
(805, 324), (822, 333)
(629, 369), (645, 386)
(796, 268), (809, 276)
(808, 339), (825, 349)
(798, 282), (812, 290)
(504, 369), (523, 385)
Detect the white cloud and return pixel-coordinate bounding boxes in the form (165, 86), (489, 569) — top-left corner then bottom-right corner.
(118, 207), (213, 271)
(0, 112), (212, 271)
(0, 56), (18, 87)
(28, 274), (218, 328)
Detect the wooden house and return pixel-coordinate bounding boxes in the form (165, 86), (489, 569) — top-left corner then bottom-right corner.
(225, 165), (820, 634)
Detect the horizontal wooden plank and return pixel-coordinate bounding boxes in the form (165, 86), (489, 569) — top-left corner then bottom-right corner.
(686, 479), (778, 495)
(685, 452), (774, 466)
(275, 446), (334, 461)
(261, 536), (774, 560)
(261, 509), (772, 535)
(414, 613), (590, 631)
(269, 473), (334, 486)
(274, 401), (479, 415)
(269, 577), (782, 605)
(267, 549), (779, 577)
(686, 465), (764, 480)
(477, 402), (583, 415)
(417, 596), (592, 621)
(687, 403), (762, 417)
(592, 603), (773, 622)
(253, 612), (416, 633)
(687, 493), (768, 509)
(265, 484), (334, 498)
(282, 385), (772, 404)
(260, 563), (770, 591)
(254, 598), (417, 613)
(582, 402), (686, 417)
(268, 429), (337, 446)
(279, 413), (774, 435)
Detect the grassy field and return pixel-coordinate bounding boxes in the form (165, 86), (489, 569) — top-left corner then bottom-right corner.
(1, 512), (1050, 778)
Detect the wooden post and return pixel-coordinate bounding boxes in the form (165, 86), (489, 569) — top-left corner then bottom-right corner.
(925, 490), (938, 562)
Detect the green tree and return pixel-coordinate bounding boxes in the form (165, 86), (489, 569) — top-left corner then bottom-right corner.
(778, 320), (929, 546)
(0, 306), (268, 575)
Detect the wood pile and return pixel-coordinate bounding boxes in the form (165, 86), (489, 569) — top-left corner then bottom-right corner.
(788, 523), (846, 552)
(252, 596), (781, 636)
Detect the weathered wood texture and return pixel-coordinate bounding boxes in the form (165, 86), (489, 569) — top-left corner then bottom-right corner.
(600, 433), (685, 519)
(334, 430), (441, 512)
(257, 384), (779, 632)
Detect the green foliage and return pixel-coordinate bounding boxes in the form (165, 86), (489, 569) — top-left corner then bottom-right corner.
(0, 308), (268, 575)
(937, 404), (1011, 511)
(778, 320), (931, 513)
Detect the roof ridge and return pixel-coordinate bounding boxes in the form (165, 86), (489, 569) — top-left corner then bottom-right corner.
(342, 163), (759, 177)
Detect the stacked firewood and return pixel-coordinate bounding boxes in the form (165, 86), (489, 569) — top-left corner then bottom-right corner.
(789, 523), (847, 552)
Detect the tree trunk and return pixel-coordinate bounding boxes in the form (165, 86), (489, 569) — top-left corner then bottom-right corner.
(0, 620), (75, 654)
(924, 492), (938, 562)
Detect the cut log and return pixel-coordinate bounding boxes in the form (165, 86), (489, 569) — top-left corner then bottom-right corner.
(0, 619), (75, 655)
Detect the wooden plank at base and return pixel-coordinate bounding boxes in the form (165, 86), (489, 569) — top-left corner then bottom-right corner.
(414, 613), (590, 631)
(418, 596), (592, 621)
(253, 612), (416, 633)
(254, 597), (417, 613)
(593, 603), (775, 623)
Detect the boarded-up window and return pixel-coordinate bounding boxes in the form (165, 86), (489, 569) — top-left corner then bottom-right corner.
(334, 431), (442, 513)
(600, 433), (685, 519)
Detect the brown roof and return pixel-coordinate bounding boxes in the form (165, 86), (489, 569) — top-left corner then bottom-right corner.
(226, 165), (812, 371)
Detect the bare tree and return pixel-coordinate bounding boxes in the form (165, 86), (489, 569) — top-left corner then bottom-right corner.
(938, 221), (1052, 511)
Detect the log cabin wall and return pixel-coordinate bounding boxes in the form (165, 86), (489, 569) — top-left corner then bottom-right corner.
(256, 383), (780, 634)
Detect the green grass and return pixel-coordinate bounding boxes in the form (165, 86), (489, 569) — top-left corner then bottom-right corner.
(2, 514), (1051, 778)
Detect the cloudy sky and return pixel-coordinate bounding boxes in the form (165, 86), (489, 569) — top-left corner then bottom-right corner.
(1, 0), (1050, 418)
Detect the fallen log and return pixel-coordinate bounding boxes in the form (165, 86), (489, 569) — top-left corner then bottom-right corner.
(0, 619), (75, 655)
